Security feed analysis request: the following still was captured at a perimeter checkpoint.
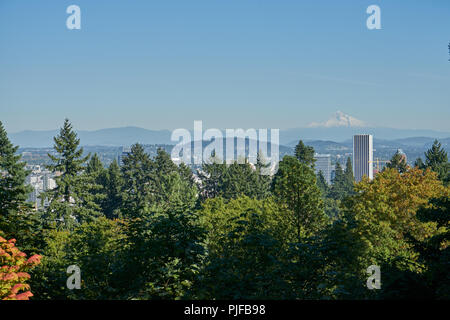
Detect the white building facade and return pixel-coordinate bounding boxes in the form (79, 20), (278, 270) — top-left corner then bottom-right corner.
(353, 134), (373, 182)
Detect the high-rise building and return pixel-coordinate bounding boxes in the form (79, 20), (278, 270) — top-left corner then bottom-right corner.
(118, 147), (131, 166)
(43, 173), (56, 191)
(353, 134), (373, 182)
(314, 154), (332, 184)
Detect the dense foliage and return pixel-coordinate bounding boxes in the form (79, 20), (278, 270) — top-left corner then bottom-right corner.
(0, 119), (449, 300)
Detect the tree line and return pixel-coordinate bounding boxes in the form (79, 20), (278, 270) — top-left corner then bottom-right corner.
(0, 119), (449, 300)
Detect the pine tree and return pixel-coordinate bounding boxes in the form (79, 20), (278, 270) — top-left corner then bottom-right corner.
(42, 119), (100, 229)
(415, 157), (425, 169)
(153, 148), (196, 201)
(416, 140), (449, 185)
(425, 140), (448, 169)
(220, 161), (259, 200)
(343, 157), (355, 195)
(150, 148), (197, 209)
(120, 143), (153, 219)
(271, 155), (327, 241)
(85, 153), (107, 212)
(0, 121), (33, 238)
(329, 162), (345, 200)
(316, 171), (329, 196)
(254, 151), (272, 199)
(294, 140), (316, 167)
(153, 147), (178, 177)
(386, 150), (408, 173)
(86, 153), (104, 175)
(197, 151), (226, 200)
(200, 154), (271, 201)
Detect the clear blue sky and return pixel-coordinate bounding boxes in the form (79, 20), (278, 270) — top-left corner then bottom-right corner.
(1, 0), (449, 133)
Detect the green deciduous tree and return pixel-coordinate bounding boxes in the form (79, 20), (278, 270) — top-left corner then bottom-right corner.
(191, 210), (289, 299)
(125, 204), (206, 299)
(198, 196), (289, 256)
(341, 167), (447, 277)
(197, 152), (226, 201)
(28, 228), (71, 299)
(30, 217), (128, 300)
(64, 217), (128, 300)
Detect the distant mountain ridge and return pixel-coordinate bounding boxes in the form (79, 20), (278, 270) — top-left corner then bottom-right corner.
(10, 127), (173, 148)
(10, 126), (450, 148)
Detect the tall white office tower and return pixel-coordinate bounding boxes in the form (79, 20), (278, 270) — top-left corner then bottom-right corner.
(353, 134), (373, 182)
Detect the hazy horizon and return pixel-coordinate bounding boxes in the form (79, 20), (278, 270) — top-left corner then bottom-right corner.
(5, 110), (450, 135)
(6, 121), (450, 135)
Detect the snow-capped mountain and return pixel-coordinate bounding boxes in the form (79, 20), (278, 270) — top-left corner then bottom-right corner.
(279, 111), (449, 144)
(307, 111), (367, 128)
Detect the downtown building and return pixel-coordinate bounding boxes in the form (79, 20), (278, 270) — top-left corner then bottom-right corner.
(118, 147), (131, 166)
(25, 165), (56, 210)
(314, 153), (332, 185)
(353, 134), (373, 182)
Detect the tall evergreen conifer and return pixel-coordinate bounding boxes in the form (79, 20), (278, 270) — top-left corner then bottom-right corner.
(0, 121), (34, 240)
(42, 119), (100, 229)
(294, 140), (316, 167)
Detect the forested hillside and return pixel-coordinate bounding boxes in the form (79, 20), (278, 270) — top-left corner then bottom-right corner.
(1, 119), (449, 300)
